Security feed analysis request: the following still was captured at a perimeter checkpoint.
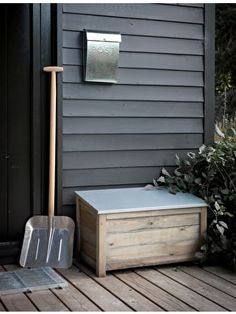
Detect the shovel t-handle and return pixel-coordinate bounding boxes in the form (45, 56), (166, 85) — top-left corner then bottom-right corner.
(43, 66), (63, 217)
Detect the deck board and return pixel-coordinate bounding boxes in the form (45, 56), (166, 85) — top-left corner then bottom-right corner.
(57, 266), (132, 311)
(136, 267), (225, 311)
(51, 281), (101, 311)
(1, 293), (38, 311)
(181, 265), (236, 298)
(25, 290), (69, 312)
(115, 269), (195, 311)
(158, 266), (236, 311)
(77, 262), (162, 311)
(0, 263), (235, 311)
(204, 266), (236, 285)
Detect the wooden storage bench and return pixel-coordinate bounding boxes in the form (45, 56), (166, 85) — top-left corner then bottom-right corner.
(75, 187), (207, 277)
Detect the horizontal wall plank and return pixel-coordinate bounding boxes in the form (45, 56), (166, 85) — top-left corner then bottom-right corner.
(63, 13), (203, 40)
(63, 32), (203, 55)
(63, 50), (203, 71)
(63, 84), (203, 102)
(63, 149), (193, 169)
(175, 4), (204, 8)
(63, 66), (204, 87)
(63, 4), (204, 24)
(63, 166), (167, 188)
(63, 134), (203, 152)
(63, 100), (204, 118)
(63, 117), (203, 134)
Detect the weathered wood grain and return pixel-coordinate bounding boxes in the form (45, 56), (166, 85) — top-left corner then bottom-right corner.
(106, 207), (201, 220)
(107, 254), (196, 271)
(80, 225), (96, 245)
(203, 266), (236, 285)
(26, 290), (69, 312)
(79, 252), (96, 269)
(107, 213), (199, 233)
(137, 268), (225, 311)
(106, 225), (200, 248)
(80, 204), (96, 231)
(51, 279), (100, 311)
(57, 266), (131, 311)
(77, 262), (162, 311)
(158, 267), (236, 311)
(115, 270), (195, 311)
(181, 266), (236, 298)
(0, 293), (38, 312)
(96, 215), (106, 277)
(106, 239), (200, 260)
(81, 241), (96, 260)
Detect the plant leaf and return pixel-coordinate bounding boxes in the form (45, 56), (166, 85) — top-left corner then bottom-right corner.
(161, 168), (171, 177)
(199, 144), (206, 154)
(145, 184), (154, 190)
(221, 188), (229, 195)
(153, 179), (158, 187)
(218, 221), (228, 229)
(216, 223), (225, 235)
(157, 176), (165, 183)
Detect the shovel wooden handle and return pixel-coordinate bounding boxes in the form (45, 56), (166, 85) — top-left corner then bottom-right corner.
(44, 66), (63, 217)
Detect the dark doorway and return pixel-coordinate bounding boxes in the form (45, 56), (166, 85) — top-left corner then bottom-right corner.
(0, 4), (52, 263)
(0, 4), (31, 262)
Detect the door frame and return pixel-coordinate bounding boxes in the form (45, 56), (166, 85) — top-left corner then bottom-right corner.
(31, 4), (53, 216)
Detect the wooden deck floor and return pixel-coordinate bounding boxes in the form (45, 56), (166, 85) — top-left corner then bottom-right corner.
(0, 262), (236, 311)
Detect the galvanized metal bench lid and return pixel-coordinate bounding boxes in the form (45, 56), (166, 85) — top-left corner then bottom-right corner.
(75, 187), (207, 214)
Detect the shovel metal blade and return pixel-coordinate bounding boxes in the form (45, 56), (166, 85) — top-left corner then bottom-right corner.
(20, 216), (75, 269)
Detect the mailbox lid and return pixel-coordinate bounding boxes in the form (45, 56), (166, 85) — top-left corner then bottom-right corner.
(86, 31), (122, 43)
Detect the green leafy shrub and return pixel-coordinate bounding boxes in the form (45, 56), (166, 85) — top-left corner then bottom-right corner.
(154, 140), (236, 269)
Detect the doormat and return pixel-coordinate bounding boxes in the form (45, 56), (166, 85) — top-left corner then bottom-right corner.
(0, 267), (67, 295)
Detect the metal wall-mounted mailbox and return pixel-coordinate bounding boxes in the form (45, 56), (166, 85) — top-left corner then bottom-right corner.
(83, 31), (122, 84)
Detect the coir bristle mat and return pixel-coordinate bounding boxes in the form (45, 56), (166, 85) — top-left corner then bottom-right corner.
(0, 267), (67, 295)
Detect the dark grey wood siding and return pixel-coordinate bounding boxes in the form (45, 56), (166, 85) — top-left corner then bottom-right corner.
(59, 4), (213, 211)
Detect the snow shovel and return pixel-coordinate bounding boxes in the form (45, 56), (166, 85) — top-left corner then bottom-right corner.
(20, 66), (75, 268)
